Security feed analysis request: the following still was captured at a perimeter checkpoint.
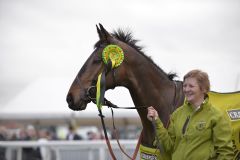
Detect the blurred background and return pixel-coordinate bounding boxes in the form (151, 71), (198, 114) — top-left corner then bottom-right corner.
(0, 0), (240, 142)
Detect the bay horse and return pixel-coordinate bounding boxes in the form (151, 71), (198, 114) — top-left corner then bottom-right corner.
(66, 24), (185, 152)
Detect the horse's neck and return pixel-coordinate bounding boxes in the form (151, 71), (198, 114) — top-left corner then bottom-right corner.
(121, 57), (185, 146)
(127, 62), (176, 121)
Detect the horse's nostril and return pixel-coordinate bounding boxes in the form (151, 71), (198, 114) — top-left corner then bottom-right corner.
(66, 94), (73, 105)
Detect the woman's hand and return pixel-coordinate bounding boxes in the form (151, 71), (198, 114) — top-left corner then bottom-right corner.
(147, 106), (159, 121)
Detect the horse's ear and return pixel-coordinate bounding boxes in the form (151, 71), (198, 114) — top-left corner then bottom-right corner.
(97, 23), (112, 42)
(96, 24), (104, 40)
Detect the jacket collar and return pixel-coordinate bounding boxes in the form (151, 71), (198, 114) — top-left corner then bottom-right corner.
(184, 94), (210, 112)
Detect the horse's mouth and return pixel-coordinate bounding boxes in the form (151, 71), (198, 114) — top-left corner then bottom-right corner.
(68, 100), (86, 111)
(68, 98), (91, 111)
(67, 88), (93, 111)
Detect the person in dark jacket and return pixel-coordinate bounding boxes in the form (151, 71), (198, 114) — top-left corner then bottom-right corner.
(66, 125), (82, 140)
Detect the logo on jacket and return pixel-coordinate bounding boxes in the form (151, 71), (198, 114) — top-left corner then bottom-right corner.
(196, 121), (206, 131)
(227, 109), (240, 121)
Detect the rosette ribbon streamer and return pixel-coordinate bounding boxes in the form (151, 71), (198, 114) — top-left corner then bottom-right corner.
(96, 44), (124, 109)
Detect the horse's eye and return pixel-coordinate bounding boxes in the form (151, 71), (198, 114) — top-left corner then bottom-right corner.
(100, 43), (106, 48)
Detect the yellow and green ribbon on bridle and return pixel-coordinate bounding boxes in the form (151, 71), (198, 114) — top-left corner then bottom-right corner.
(96, 44), (124, 109)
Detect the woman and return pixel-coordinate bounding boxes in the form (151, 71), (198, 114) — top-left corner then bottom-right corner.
(147, 69), (234, 160)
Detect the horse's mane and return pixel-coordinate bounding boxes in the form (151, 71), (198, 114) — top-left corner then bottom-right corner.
(94, 28), (177, 80)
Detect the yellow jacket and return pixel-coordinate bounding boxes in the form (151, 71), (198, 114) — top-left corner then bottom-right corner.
(155, 96), (234, 160)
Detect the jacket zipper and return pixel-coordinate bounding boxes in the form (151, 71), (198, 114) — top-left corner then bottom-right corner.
(182, 116), (190, 135)
(182, 107), (201, 135)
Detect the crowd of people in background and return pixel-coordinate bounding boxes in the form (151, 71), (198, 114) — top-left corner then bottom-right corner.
(0, 124), (107, 160)
(0, 124), (105, 142)
(0, 123), (141, 160)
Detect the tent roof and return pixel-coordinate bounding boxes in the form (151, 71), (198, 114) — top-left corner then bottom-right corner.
(0, 78), (138, 120)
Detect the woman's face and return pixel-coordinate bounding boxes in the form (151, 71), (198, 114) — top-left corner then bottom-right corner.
(183, 77), (205, 106)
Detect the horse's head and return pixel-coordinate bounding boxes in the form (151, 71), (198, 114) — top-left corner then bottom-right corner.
(66, 24), (130, 111)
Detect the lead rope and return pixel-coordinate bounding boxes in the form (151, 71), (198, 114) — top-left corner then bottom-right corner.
(98, 109), (117, 160)
(105, 98), (166, 158)
(98, 106), (143, 160)
(109, 107), (142, 160)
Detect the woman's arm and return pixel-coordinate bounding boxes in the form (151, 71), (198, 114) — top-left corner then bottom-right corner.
(147, 106), (175, 153)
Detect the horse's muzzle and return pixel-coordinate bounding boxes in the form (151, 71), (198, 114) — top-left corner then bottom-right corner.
(66, 93), (89, 111)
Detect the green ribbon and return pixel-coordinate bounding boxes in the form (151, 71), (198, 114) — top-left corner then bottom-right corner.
(96, 73), (104, 109)
(96, 60), (114, 109)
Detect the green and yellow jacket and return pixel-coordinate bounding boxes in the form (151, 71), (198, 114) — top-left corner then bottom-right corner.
(155, 96), (234, 160)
